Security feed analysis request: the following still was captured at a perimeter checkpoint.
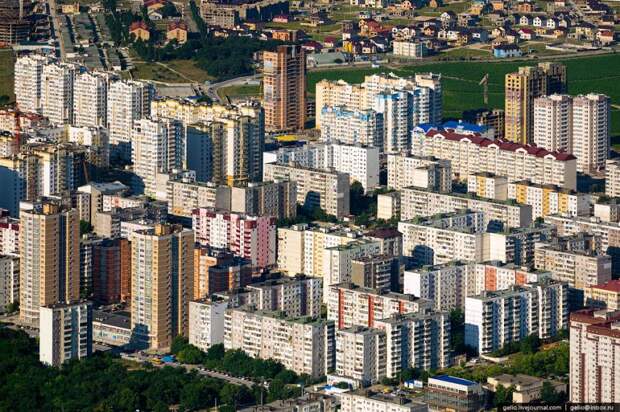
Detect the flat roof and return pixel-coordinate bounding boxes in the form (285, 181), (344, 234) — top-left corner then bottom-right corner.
(431, 375), (478, 386)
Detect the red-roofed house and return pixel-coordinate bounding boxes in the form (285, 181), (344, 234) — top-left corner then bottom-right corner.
(167, 21), (188, 43)
(130, 21), (150, 41)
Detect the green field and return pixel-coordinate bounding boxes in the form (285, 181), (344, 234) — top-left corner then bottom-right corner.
(218, 84), (261, 100)
(308, 53), (620, 146)
(0, 49), (15, 104)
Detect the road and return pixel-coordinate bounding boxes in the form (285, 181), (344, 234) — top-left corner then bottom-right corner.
(120, 353), (256, 388)
(205, 74), (262, 104)
(47, 0), (65, 60)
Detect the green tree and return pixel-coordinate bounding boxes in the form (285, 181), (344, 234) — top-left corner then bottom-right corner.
(494, 385), (515, 407)
(80, 220), (93, 236)
(177, 345), (204, 364)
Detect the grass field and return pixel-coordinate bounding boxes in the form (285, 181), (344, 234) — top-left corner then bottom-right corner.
(217, 84), (261, 100)
(0, 49), (15, 104)
(308, 53), (620, 146)
(131, 59), (213, 83)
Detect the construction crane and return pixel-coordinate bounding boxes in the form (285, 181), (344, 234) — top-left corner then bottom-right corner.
(479, 73), (489, 105)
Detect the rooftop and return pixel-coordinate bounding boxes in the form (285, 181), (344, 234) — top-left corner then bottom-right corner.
(591, 280), (620, 293)
(431, 375), (478, 387)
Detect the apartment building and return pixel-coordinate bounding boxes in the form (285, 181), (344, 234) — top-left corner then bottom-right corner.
(0, 212), (19, 256)
(92, 238), (130, 305)
(375, 311), (451, 375)
(188, 297), (228, 352)
(41, 62), (78, 125)
(0, 255), (18, 313)
(263, 45), (306, 132)
(192, 208), (276, 268)
(465, 280), (568, 354)
(340, 390), (428, 412)
(327, 282), (434, 330)
(387, 154), (452, 192)
(400, 187), (532, 230)
(77, 181), (128, 223)
(351, 255), (400, 291)
(534, 239), (612, 290)
(605, 158), (620, 197)
(269, 142), (380, 192)
(323, 239), (382, 295)
(377, 192), (400, 220)
(151, 99), (265, 185)
(19, 200), (80, 325)
(39, 301), (93, 366)
(585, 280), (620, 311)
(507, 180), (591, 219)
(569, 309), (620, 403)
(398, 211), (486, 265)
(319, 106), (384, 148)
(131, 118), (184, 197)
(73, 71), (110, 128)
(14, 54), (50, 114)
(335, 326), (386, 386)
(193, 247), (252, 299)
(230, 180), (297, 220)
(166, 178), (230, 218)
(107, 80), (153, 160)
(505, 63), (567, 144)
(404, 261), (550, 311)
(485, 224), (556, 266)
(263, 162), (350, 218)
(412, 127), (577, 190)
(572, 94), (610, 174)
(130, 224), (194, 350)
(224, 306), (334, 378)
(467, 172), (508, 200)
(533, 94), (573, 152)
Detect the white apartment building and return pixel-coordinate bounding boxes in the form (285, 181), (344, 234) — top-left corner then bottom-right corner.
(14, 54), (50, 114)
(131, 118), (184, 197)
(269, 142), (380, 191)
(572, 94), (610, 174)
(263, 163), (350, 218)
(387, 154), (451, 192)
(398, 211), (486, 265)
(465, 281), (568, 354)
(335, 326), (386, 386)
(0, 255), (19, 313)
(606, 158), (620, 197)
(375, 311), (451, 375)
(377, 192), (400, 220)
(188, 297), (228, 352)
(327, 282), (434, 330)
(412, 128), (577, 190)
(392, 40), (426, 58)
(404, 261), (550, 311)
(39, 301), (92, 366)
(533, 94), (573, 152)
(107, 80), (153, 160)
(507, 180), (591, 219)
(400, 187), (532, 230)
(73, 71), (110, 128)
(0, 214), (19, 256)
(340, 390), (428, 412)
(230, 180), (297, 220)
(224, 306), (334, 378)
(167, 178), (230, 217)
(323, 239), (382, 295)
(569, 309), (620, 403)
(41, 62), (77, 125)
(319, 106), (384, 148)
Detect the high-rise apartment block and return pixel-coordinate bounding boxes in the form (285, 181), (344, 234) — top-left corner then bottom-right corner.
(19, 200), (80, 325)
(73, 71), (110, 128)
(41, 62), (77, 125)
(351, 255), (400, 291)
(585, 280), (620, 311)
(319, 106), (384, 148)
(605, 158), (620, 197)
(130, 224), (194, 350)
(505, 63), (566, 143)
(327, 282), (434, 330)
(107, 80), (153, 160)
(467, 173), (508, 200)
(224, 306), (334, 378)
(0, 255), (19, 312)
(569, 309), (620, 403)
(507, 180), (591, 219)
(335, 326), (386, 386)
(323, 239), (382, 294)
(412, 127), (577, 190)
(264, 163), (350, 218)
(192, 208), (276, 268)
(193, 247), (252, 299)
(533, 94), (573, 152)
(188, 297), (228, 351)
(387, 154), (451, 192)
(465, 281), (568, 354)
(39, 301), (93, 366)
(263, 45), (306, 131)
(572, 94), (610, 174)
(14, 54), (49, 114)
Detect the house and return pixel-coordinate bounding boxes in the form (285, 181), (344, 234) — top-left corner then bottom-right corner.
(546, 18), (559, 29)
(491, 0), (505, 11)
(440, 11), (456, 26)
(272, 14), (290, 23)
(429, 0), (443, 8)
(518, 27), (535, 40)
(369, 35), (390, 52)
(457, 13), (478, 26)
(166, 21), (188, 44)
(144, 0), (167, 13)
(130, 21), (150, 42)
(323, 36), (338, 47)
(493, 43), (522, 57)
(423, 25), (438, 37)
(470, 28), (489, 42)
(302, 40), (323, 53)
(596, 29), (615, 44)
(519, 15), (531, 26)
(532, 16), (545, 27)
(271, 29), (299, 42)
(469, 2), (488, 16)
(516, 1), (535, 13)
(61, 2), (80, 14)
(491, 26), (506, 38)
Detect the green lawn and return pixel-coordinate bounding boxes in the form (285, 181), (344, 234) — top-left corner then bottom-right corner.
(0, 49), (15, 104)
(217, 84), (261, 100)
(130, 58), (213, 83)
(308, 53), (620, 145)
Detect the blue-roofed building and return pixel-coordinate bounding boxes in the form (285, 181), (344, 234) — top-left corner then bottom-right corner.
(426, 375), (486, 412)
(493, 44), (522, 58)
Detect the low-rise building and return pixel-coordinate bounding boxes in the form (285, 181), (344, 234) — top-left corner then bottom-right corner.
(425, 375), (485, 412)
(387, 154), (451, 192)
(467, 172), (508, 200)
(377, 192), (400, 220)
(340, 390), (428, 412)
(92, 311), (132, 348)
(487, 374), (567, 404)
